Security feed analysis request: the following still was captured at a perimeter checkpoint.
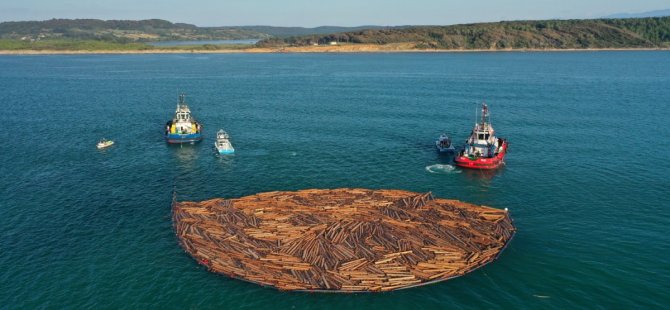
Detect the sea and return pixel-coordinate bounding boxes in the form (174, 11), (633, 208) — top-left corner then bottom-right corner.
(0, 51), (668, 309)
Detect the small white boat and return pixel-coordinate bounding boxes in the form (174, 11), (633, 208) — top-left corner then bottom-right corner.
(435, 134), (455, 153)
(97, 138), (114, 149)
(214, 129), (235, 155)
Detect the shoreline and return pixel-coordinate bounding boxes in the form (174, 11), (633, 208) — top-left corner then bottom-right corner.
(1, 45), (668, 55)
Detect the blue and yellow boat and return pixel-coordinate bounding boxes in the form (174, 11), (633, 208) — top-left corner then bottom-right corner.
(165, 94), (203, 144)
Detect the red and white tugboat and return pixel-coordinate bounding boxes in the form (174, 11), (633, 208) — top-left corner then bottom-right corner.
(454, 103), (508, 170)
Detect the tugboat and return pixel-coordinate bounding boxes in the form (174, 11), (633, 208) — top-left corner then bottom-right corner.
(435, 134), (455, 153)
(454, 103), (508, 170)
(96, 138), (114, 149)
(214, 129), (235, 155)
(165, 94), (202, 144)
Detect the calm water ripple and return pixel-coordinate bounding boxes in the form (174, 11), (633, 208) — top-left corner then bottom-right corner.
(1, 52), (669, 309)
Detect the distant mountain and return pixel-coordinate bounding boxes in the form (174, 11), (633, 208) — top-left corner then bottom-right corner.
(227, 26), (387, 38)
(0, 19), (386, 42)
(258, 17), (670, 50)
(604, 9), (670, 19)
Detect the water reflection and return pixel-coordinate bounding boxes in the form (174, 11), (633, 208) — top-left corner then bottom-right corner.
(168, 143), (200, 169)
(216, 150), (236, 171)
(460, 165), (505, 183)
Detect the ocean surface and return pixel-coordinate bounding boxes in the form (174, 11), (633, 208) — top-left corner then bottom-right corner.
(1, 52), (668, 309)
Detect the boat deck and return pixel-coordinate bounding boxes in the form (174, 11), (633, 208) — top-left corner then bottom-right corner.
(172, 188), (515, 292)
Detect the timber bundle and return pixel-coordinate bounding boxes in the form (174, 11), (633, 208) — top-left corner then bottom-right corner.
(172, 188), (515, 292)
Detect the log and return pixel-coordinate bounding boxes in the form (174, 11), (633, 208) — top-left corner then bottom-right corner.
(173, 188), (515, 292)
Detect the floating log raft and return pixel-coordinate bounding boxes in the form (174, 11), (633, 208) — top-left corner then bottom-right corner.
(172, 188), (515, 292)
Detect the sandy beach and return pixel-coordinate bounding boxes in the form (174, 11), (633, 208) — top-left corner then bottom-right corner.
(1, 43), (668, 55)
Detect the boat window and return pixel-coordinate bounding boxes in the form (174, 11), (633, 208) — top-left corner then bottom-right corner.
(484, 134), (490, 140)
(478, 134), (484, 140)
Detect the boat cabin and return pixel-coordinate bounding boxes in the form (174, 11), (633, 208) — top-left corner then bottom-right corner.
(175, 106), (192, 122)
(465, 123), (499, 158)
(168, 94), (200, 135)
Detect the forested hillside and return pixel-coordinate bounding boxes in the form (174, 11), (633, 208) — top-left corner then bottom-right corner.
(0, 19), (386, 42)
(257, 17), (670, 49)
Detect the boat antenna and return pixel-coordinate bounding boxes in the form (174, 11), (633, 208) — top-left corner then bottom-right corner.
(179, 93), (186, 105)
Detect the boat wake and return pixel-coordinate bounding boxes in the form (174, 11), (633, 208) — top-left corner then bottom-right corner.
(425, 164), (460, 174)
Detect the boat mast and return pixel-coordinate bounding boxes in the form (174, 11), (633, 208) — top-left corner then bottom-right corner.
(179, 93), (186, 107)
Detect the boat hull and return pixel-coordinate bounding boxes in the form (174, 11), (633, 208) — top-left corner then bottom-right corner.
(454, 141), (508, 170)
(436, 135), (454, 153)
(217, 149), (235, 155)
(436, 142), (455, 153)
(97, 142), (114, 149)
(166, 133), (203, 144)
(216, 143), (235, 155)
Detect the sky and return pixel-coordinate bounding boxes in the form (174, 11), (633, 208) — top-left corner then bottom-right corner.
(1, 0), (668, 27)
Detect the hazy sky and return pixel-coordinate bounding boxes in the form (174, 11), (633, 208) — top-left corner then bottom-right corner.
(1, 0), (668, 27)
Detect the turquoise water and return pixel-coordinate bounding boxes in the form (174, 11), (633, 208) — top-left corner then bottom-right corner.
(1, 52), (668, 309)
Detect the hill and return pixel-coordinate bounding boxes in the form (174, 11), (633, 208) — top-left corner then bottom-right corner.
(0, 19), (386, 43)
(0, 19), (267, 42)
(604, 9), (670, 19)
(257, 17), (670, 49)
(230, 25), (387, 38)
(2, 17), (669, 52)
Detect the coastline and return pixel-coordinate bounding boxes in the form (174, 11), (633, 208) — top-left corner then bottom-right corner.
(1, 44), (668, 55)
